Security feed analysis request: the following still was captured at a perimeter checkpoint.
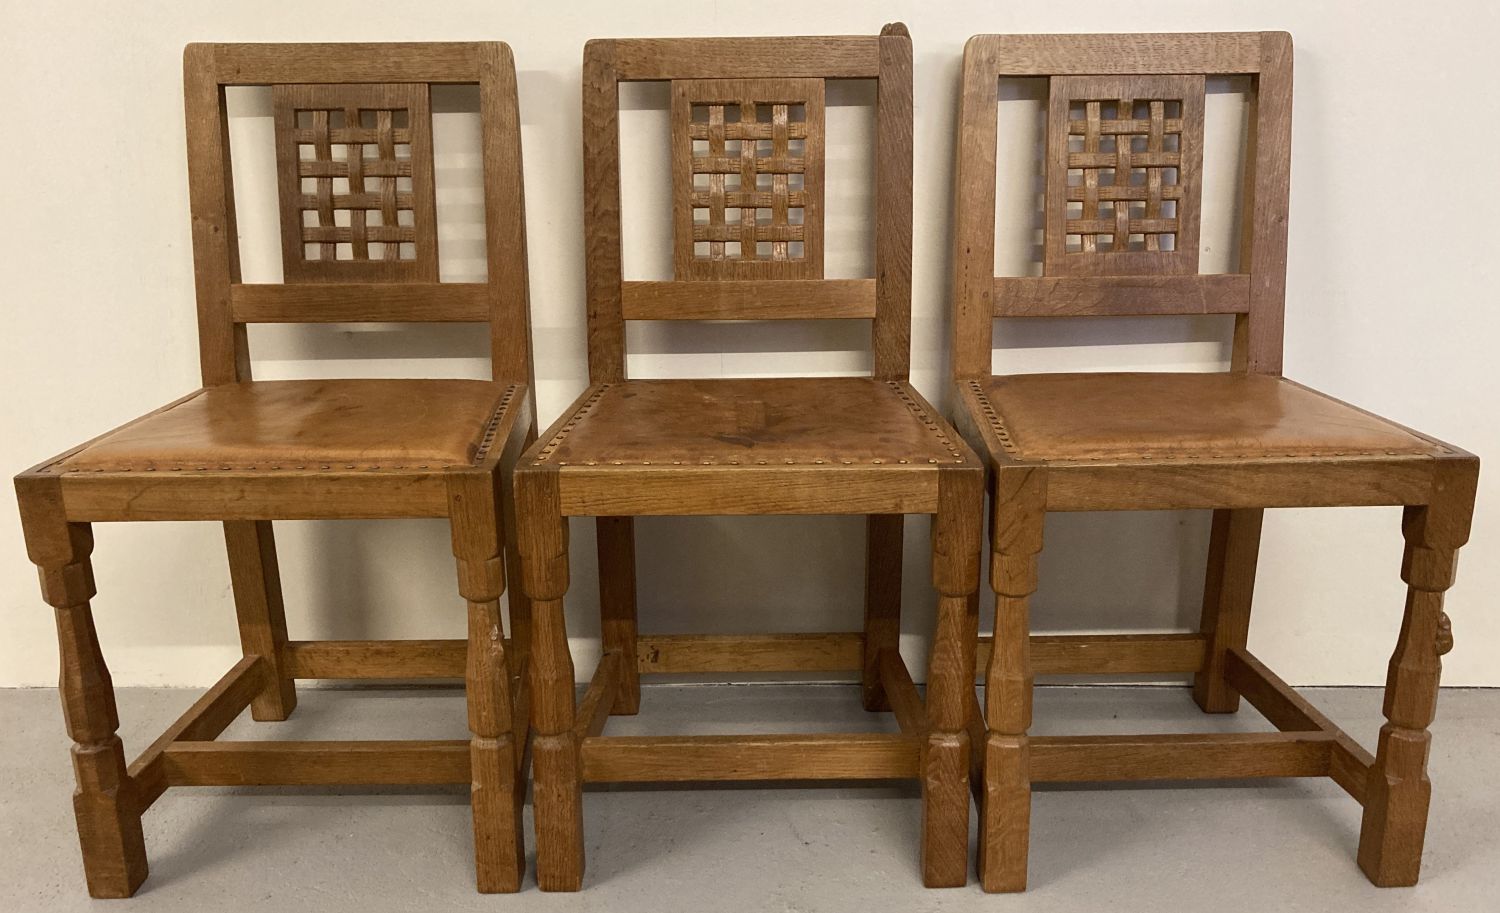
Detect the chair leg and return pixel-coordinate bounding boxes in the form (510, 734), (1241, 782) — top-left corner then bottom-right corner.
(500, 460), (533, 749)
(1192, 508), (1264, 713)
(862, 514), (904, 711)
(596, 516), (640, 715)
(979, 467), (1044, 893)
(518, 472), (583, 891)
(448, 473), (523, 893)
(503, 540), (533, 750)
(17, 481), (147, 898)
(921, 470), (982, 887)
(223, 520), (297, 721)
(1358, 464), (1476, 886)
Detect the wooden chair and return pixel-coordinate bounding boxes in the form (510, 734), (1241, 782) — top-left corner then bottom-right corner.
(950, 32), (1479, 892)
(13, 42), (537, 896)
(514, 24), (984, 891)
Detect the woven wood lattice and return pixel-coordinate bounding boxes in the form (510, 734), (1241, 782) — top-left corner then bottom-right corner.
(671, 78), (825, 280)
(272, 83), (438, 282)
(1044, 75), (1205, 277)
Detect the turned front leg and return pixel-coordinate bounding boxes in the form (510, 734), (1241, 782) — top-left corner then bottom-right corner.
(517, 471), (583, 891)
(979, 467), (1044, 893)
(920, 470), (982, 888)
(448, 473), (523, 893)
(17, 479), (147, 898)
(1358, 461), (1477, 886)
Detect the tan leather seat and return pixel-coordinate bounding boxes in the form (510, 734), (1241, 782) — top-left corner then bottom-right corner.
(59, 379), (515, 472)
(538, 377), (966, 468)
(979, 372), (1440, 462)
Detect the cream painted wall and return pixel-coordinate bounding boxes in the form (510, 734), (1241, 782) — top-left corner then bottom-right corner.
(1, 1), (1495, 690)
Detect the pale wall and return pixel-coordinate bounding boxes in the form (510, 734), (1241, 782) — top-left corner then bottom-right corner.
(1, 1), (1495, 688)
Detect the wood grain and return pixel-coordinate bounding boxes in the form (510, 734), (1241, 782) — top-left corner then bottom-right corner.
(282, 638), (469, 679)
(636, 632), (862, 674)
(620, 279), (875, 320)
(162, 740), (470, 785)
(1238, 32), (1294, 374)
(556, 466), (940, 516)
(1030, 732), (1333, 782)
(581, 41), (626, 383)
(978, 632), (1206, 676)
(183, 43), (248, 384)
(994, 275), (1248, 317)
(962, 33), (1269, 77)
(872, 24), (914, 379)
(601, 37), (882, 80)
(200, 42), (489, 84)
(580, 734), (919, 782)
(230, 283), (489, 322)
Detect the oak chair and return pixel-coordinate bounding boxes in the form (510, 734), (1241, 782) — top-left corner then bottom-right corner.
(950, 32), (1479, 892)
(514, 24), (984, 891)
(14, 42), (537, 896)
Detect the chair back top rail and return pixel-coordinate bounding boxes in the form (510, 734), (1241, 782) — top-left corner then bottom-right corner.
(183, 41), (534, 386)
(951, 32), (1292, 379)
(582, 25), (914, 383)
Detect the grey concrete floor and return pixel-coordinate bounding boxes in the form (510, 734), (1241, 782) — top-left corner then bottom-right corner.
(1, 683), (1497, 912)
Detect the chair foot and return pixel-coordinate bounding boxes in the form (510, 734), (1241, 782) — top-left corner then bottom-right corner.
(919, 730), (970, 887)
(533, 732), (584, 891)
(470, 735), (524, 893)
(1191, 673), (1241, 715)
(860, 683), (892, 714)
(978, 733), (1030, 893)
(71, 738), (149, 899)
(610, 681), (641, 718)
(1356, 726), (1431, 887)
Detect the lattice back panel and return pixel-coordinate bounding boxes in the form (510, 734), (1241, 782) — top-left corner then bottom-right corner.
(1044, 75), (1205, 277)
(670, 78), (825, 280)
(272, 83), (439, 283)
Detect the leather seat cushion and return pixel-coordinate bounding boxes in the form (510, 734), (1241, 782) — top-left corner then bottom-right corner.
(59, 379), (514, 471)
(978, 372), (1438, 462)
(535, 378), (967, 468)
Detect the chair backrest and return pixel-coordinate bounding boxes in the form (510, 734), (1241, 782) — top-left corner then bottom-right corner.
(951, 32), (1293, 380)
(181, 42), (534, 387)
(580, 25), (914, 383)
